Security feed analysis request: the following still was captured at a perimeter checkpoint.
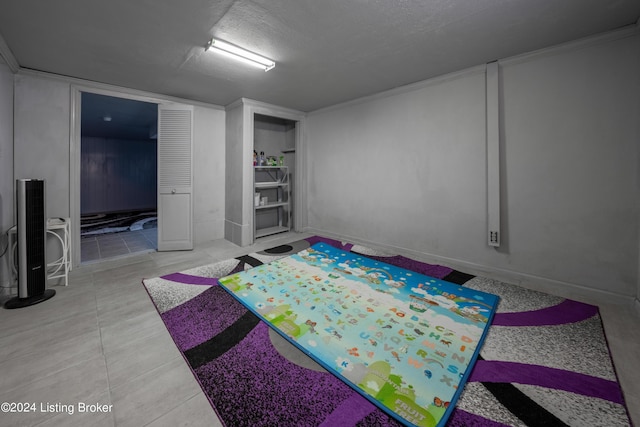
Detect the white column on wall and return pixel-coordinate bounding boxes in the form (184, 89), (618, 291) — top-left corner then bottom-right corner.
(224, 100), (252, 246)
(0, 59), (14, 290)
(486, 61), (500, 247)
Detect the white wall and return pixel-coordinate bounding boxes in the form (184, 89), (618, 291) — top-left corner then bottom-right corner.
(12, 72), (226, 259)
(307, 69), (487, 252)
(254, 115), (295, 158)
(499, 33), (639, 298)
(0, 60), (13, 291)
(193, 105), (225, 244)
(14, 75), (70, 218)
(306, 30), (640, 301)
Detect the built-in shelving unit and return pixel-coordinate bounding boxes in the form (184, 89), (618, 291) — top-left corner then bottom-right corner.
(224, 99), (304, 247)
(254, 166), (290, 238)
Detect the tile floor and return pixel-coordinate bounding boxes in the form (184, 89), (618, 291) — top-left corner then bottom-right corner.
(0, 231), (638, 427)
(80, 228), (157, 264)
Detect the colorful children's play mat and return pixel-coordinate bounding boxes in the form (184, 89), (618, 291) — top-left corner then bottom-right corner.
(219, 243), (499, 427)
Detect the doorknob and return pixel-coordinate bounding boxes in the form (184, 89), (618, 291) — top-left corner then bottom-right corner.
(171, 189), (176, 194)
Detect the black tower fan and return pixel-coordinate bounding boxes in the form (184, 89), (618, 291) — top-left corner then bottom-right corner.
(4, 179), (55, 309)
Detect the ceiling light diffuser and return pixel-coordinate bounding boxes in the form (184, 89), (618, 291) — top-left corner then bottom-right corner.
(205, 39), (275, 72)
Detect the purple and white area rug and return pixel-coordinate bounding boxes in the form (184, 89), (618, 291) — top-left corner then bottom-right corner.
(142, 236), (632, 426)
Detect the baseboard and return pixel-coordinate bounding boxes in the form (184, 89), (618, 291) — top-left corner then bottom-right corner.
(0, 268), (13, 297)
(0, 283), (14, 298)
(304, 227), (635, 307)
(224, 220), (252, 247)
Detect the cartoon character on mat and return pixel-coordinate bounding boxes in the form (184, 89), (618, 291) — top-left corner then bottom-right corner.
(433, 397), (450, 408)
(305, 319), (317, 334)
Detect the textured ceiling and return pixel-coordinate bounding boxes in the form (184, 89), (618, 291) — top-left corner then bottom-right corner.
(0, 0), (639, 113)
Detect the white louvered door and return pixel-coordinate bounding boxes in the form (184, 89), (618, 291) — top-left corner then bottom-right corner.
(157, 104), (194, 251)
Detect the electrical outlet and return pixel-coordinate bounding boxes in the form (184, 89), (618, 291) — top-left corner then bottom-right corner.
(488, 230), (500, 247)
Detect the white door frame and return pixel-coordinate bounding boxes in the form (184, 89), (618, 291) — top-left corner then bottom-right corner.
(69, 85), (162, 267)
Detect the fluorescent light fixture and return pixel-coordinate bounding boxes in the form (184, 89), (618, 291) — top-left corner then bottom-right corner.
(205, 39), (275, 71)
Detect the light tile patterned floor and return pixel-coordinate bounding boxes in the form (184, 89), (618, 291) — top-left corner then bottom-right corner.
(0, 231), (638, 426)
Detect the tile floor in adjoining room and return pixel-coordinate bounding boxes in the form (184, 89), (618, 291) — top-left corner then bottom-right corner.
(0, 231), (639, 427)
(80, 228), (157, 264)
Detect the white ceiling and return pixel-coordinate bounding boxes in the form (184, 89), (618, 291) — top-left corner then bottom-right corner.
(0, 0), (639, 113)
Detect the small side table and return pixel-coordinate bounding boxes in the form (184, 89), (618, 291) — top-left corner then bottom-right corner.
(7, 217), (72, 288)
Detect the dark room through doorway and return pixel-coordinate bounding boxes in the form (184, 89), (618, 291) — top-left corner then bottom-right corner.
(79, 92), (158, 263)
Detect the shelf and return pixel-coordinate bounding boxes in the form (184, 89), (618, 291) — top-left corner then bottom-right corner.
(254, 165), (290, 240)
(255, 201), (288, 210)
(255, 181), (288, 189)
(255, 225), (290, 238)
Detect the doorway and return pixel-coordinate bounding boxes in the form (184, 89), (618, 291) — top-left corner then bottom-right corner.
(79, 92), (158, 263)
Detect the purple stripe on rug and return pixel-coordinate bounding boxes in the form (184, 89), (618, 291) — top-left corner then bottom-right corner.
(161, 286), (248, 351)
(160, 272), (220, 286)
(469, 360), (625, 404)
(492, 299), (598, 326)
(318, 394), (377, 427)
(448, 409), (511, 427)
